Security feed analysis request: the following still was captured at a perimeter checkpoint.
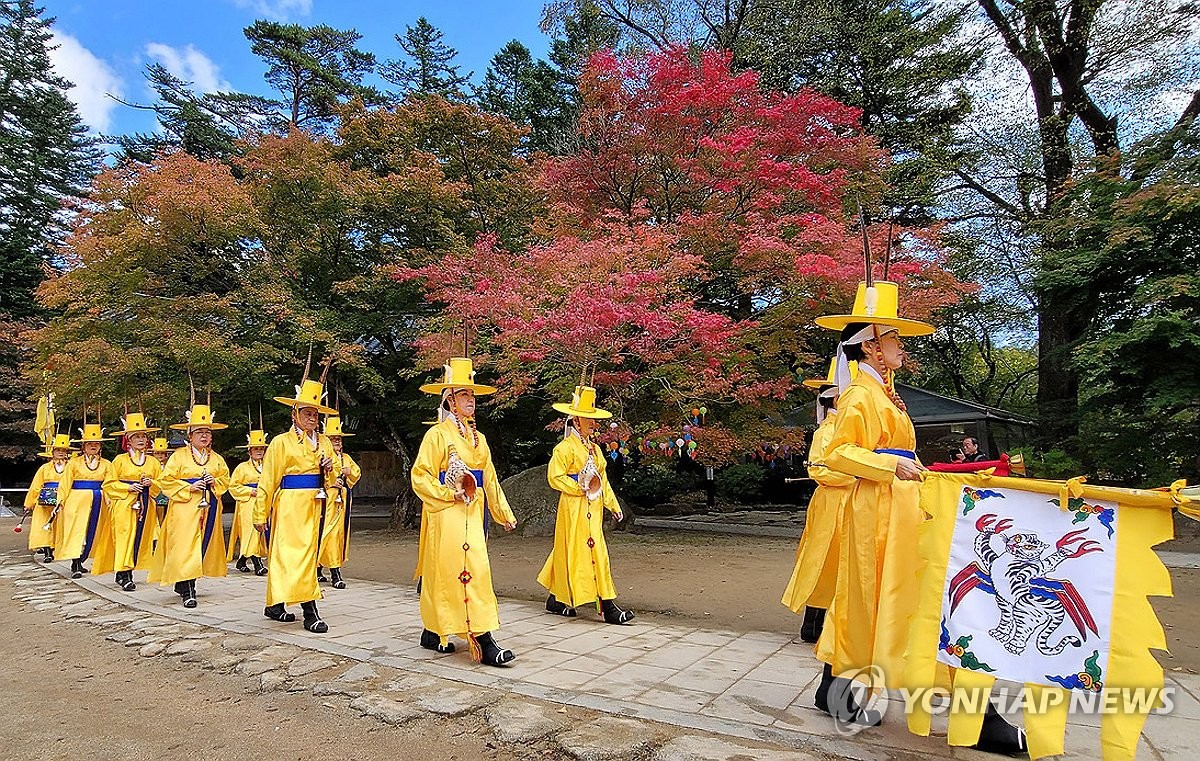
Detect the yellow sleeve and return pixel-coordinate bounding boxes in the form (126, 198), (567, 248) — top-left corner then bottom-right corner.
(253, 437), (285, 526)
(598, 453), (622, 514)
(344, 455), (362, 488)
(808, 421), (856, 488)
(227, 462), (255, 502)
(410, 428), (460, 514)
(102, 456), (128, 503)
(56, 460), (77, 507)
(480, 439), (516, 525)
(209, 455), (231, 498)
(157, 452), (192, 500)
(146, 457), (163, 500)
(24, 464), (49, 510)
(824, 387), (899, 483)
(547, 441), (584, 496)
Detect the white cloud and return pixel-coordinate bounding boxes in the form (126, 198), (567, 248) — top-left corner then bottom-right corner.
(145, 43), (231, 94)
(47, 31), (124, 133)
(231, 0), (313, 21)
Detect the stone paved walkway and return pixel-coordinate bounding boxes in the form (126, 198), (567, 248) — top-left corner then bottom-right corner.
(2, 548), (1193, 760)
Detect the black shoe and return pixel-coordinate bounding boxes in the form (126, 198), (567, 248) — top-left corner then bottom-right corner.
(264, 603), (295, 622)
(330, 567), (346, 590)
(973, 703), (1028, 756)
(814, 663), (882, 727)
(251, 556), (267, 576)
(70, 559), (84, 579)
(800, 606), (826, 643)
(476, 631), (515, 666)
(316, 566), (328, 583)
(235, 555), (250, 573)
(420, 628), (455, 653)
(600, 598), (634, 625)
(119, 571), (136, 592)
(182, 579), (197, 608)
(546, 594), (577, 617)
(43, 549), (54, 563)
(300, 601), (327, 633)
(35, 547), (45, 556)
(174, 580), (188, 597)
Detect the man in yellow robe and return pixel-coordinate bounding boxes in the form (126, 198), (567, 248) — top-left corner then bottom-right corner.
(57, 418), (114, 579)
(253, 374), (339, 632)
(813, 281), (1024, 754)
(149, 402), (230, 607)
(228, 427), (269, 576)
(412, 358), (518, 666)
(538, 384), (633, 624)
(23, 434), (75, 563)
(781, 360), (855, 642)
(96, 412), (162, 591)
(316, 415), (361, 590)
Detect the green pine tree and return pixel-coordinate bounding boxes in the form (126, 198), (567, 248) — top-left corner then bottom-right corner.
(381, 17), (471, 99)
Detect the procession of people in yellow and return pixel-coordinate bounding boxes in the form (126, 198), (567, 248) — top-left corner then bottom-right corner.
(21, 274), (1125, 759)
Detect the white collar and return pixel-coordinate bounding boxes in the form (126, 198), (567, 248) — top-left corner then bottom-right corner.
(857, 363), (886, 386)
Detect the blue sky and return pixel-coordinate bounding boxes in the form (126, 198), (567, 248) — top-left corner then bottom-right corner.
(44, 0), (552, 137)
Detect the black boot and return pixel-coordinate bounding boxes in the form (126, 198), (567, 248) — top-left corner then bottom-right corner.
(475, 631), (515, 666)
(600, 598), (634, 625)
(814, 663), (882, 727)
(316, 565), (328, 583)
(546, 594), (577, 617)
(43, 548), (54, 563)
(174, 580), (188, 597)
(118, 570), (136, 592)
(264, 603), (295, 622)
(70, 559), (84, 579)
(800, 606), (826, 643)
(330, 567), (346, 590)
(250, 556), (267, 576)
(182, 579), (197, 608)
(235, 555), (250, 573)
(300, 600), (327, 633)
(420, 628), (455, 653)
(973, 703), (1027, 756)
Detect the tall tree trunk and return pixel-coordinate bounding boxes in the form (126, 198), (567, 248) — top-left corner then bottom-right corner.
(380, 422), (422, 530)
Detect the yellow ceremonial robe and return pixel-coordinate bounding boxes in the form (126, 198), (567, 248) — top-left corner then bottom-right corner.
(782, 411), (855, 612)
(56, 456), (113, 562)
(317, 452), (362, 569)
(148, 448), (230, 585)
(815, 369), (923, 689)
(411, 418), (516, 640)
(227, 460), (266, 560)
(537, 433), (622, 607)
(253, 429), (338, 607)
(23, 460), (66, 551)
(95, 452), (162, 574)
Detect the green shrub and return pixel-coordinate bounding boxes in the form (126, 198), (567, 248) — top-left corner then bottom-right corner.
(715, 462), (766, 504)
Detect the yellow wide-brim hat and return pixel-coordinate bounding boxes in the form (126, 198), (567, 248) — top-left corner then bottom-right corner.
(802, 358), (859, 389)
(119, 412), (160, 435)
(323, 416), (354, 437)
(72, 423), (113, 443)
(274, 379), (339, 415)
(552, 385), (613, 420)
(237, 429), (269, 449)
(40, 433), (77, 455)
(814, 281), (934, 336)
(151, 437), (172, 453)
(170, 403), (229, 431)
(419, 357), (497, 396)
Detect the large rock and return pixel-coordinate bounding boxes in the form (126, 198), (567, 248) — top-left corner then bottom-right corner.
(500, 464), (631, 537)
(500, 465), (559, 537)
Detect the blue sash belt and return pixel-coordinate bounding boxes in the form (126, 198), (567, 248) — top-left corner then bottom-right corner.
(875, 448), (916, 460)
(122, 479), (152, 564)
(38, 481), (59, 506)
(73, 480), (103, 561)
(440, 469), (490, 535)
(280, 473), (321, 489)
(184, 477), (219, 556)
